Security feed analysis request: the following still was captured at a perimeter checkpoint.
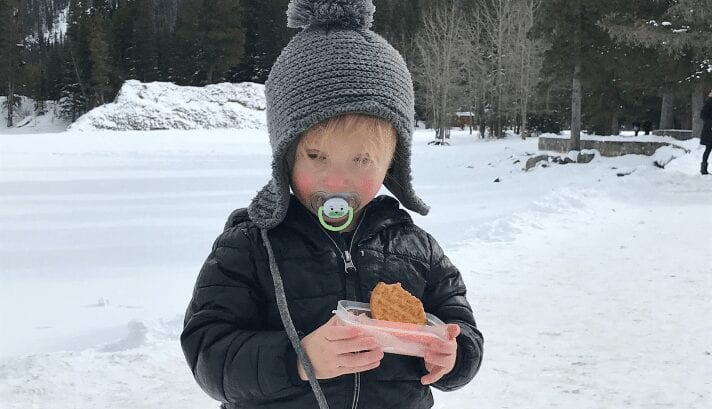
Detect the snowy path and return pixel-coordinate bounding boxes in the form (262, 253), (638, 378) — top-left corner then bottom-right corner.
(1, 130), (710, 408)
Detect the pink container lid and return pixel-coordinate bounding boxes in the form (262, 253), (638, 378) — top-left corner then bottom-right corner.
(334, 300), (448, 357)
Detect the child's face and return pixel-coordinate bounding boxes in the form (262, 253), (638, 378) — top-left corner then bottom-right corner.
(290, 125), (396, 225)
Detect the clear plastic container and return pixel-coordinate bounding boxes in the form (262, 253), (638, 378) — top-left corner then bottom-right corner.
(333, 300), (448, 357)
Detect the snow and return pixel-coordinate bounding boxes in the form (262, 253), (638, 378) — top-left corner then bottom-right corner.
(25, 5), (69, 46)
(541, 131), (687, 145)
(2, 81), (266, 134)
(651, 145), (688, 168)
(1, 128), (711, 408)
(0, 97), (69, 134)
(69, 80), (267, 131)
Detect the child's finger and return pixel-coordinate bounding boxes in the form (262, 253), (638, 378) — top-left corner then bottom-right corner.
(420, 366), (446, 385)
(335, 336), (379, 353)
(446, 323), (461, 340)
(323, 325), (363, 341)
(323, 315), (339, 326)
(341, 358), (382, 375)
(338, 348), (384, 369)
(423, 351), (452, 368)
(426, 340), (457, 355)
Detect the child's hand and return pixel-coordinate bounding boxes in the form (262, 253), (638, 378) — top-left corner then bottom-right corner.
(421, 323), (461, 385)
(298, 315), (384, 381)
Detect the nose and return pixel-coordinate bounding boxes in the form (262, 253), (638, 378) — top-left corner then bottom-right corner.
(321, 167), (352, 191)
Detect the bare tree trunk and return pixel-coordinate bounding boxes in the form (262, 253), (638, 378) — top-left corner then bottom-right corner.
(570, 0), (582, 151)
(68, 44), (89, 105)
(660, 89), (674, 129)
(464, 10), (489, 140)
(6, 80), (13, 127)
(571, 62), (582, 150)
(495, 0), (505, 138)
(462, 0), (542, 141)
(520, 104), (528, 139)
(416, 1), (466, 145)
(610, 113), (619, 135)
(692, 85), (704, 137)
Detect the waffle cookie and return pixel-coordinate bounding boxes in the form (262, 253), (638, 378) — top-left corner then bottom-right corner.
(369, 282), (427, 325)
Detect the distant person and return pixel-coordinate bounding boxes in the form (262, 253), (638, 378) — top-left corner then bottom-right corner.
(632, 120), (641, 136)
(180, 1), (483, 409)
(643, 120), (652, 135)
(700, 89), (712, 175)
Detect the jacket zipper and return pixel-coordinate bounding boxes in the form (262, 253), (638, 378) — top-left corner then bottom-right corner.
(314, 208), (367, 277)
(312, 209), (367, 409)
(351, 371), (361, 409)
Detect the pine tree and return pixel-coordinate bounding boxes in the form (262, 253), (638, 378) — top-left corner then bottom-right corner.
(533, 0), (621, 147)
(151, 0), (179, 81)
(172, 0), (201, 84)
(45, 41), (65, 101)
(60, 0), (90, 119)
(111, 0), (137, 84)
(1, 0), (25, 127)
(129, 0), (158, 82)
(235, 0), (293, 83)
(89, 19), (112, 105)
(59, 51), (87, 121)
(174, 0), (245, 85)
(34, 67), (48, 114)
(602, 0), (712, 133)
(373, 0), (425, 64)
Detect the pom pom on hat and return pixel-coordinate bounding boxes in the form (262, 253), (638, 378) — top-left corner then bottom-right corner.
(287, 0), (375, 29)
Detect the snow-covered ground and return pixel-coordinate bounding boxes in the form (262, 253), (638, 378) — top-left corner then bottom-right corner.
(1, 129), (710, 408)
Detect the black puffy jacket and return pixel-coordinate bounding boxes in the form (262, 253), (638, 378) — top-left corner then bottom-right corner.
(181, 195), (483, 409)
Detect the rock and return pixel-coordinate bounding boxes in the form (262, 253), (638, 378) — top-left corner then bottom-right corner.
(525, 154), (550, 170)
(652, 146), (687, 169)
(577, 152), (596, 163)
(616, 168), (635, 177)
(553, 156), (575, 164)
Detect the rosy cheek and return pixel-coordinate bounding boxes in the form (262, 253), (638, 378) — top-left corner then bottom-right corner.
(292, 172), (316, 196)
(358, 178), (381, 198)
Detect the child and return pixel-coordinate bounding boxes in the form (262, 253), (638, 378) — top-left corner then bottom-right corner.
(181, 1), (483, 408)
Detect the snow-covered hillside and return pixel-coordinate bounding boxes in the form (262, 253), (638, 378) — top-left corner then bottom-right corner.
(1, 81), (267, 133)
(0, 129), (710, 408)
(0, 96), (69, 134)
(70, 80), (267, 131)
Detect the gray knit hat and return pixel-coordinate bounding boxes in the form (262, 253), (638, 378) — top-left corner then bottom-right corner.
(247, 0), (429, 230)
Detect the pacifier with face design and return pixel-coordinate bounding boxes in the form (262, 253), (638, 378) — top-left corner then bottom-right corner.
(308, 191), (361, 232)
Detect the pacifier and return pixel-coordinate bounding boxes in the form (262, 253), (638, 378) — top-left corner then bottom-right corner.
(308, 192), (361, 232)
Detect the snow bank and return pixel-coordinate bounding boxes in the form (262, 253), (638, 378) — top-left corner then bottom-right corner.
(652, 145), (689, 168)
(69, 80), (267, 131)
(541, 131), (686, 145)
